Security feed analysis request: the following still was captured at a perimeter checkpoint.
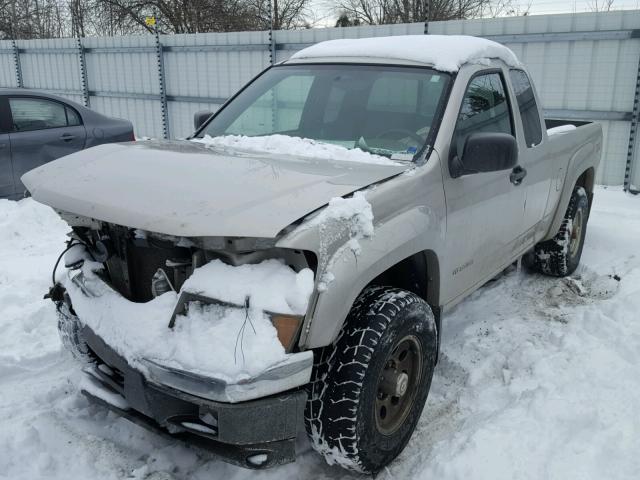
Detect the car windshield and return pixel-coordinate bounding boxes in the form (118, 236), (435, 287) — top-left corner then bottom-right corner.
(198, 64), (451, 160)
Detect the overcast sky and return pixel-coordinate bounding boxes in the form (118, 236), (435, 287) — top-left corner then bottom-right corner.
(309, 0), (640, 27)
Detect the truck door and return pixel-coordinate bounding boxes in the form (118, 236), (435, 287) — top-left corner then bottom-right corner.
(0, 97), (14, 198)
(441, 70), (527, 303)
(7, 96), (87, 194)
(507, 69), (551, 238)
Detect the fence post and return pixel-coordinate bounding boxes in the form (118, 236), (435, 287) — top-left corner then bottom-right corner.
(424, 0), (430, 34)
(268, 0), (276, 65)
(76, 37), (90, 107)
(11, 40), (23, 88)
(624, 53), (640, 193)
(154, 29), (170, 139)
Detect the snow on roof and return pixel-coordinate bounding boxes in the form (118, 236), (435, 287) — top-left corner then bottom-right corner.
(289, 35), (520, 73)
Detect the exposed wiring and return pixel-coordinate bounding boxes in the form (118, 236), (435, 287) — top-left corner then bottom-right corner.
(50, 241), (85, 286)
(234, 295), (256, 365)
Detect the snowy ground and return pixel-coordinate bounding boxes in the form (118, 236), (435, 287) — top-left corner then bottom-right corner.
(0, 186), (638, 480)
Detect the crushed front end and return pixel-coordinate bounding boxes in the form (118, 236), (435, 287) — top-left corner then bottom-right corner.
(49, 217), (317, 469)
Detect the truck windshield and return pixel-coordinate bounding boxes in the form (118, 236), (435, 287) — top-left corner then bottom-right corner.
(198, 64), (450, 160)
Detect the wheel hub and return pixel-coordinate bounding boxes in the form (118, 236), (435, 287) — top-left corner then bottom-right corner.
(569, 209), (584, 257)
(380, 370), (410, 397)
(375, 335), (422, 435)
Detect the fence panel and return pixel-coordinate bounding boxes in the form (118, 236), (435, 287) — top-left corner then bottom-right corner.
(0, 41), (18, 88)
(162, 30), (270, 139)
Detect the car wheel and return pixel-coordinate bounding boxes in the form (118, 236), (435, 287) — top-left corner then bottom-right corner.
(304, 286), (437, 473)
(532, 186), (589, 277)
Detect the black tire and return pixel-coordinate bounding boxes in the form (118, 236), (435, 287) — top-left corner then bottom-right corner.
(532, 186), (589, 277)
(304, 286), (438, 473)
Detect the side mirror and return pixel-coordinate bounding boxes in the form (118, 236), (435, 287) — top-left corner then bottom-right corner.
(194, 110), (214, 131)
(450, 132), (518, 178)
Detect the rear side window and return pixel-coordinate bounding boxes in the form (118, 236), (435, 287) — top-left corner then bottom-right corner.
(66, 106), (82, 126)
(509, 70), (543, 147)
(453, 72), (513, 156)
(9, 97), (82, 132)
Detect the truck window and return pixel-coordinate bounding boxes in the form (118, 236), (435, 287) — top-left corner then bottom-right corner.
(453, 72), (513, 157)
(509, 69), (543, 147)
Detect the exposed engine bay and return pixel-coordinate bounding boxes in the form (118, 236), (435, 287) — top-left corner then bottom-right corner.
(59, 210), (317, 304)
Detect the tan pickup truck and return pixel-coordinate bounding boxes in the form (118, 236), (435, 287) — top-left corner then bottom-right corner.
(23, 35), (601, 473)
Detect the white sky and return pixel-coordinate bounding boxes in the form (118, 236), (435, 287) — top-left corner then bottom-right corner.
(308, 0), (640, 27)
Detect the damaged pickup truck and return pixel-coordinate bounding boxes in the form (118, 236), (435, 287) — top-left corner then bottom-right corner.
(23, 35), (602, 473)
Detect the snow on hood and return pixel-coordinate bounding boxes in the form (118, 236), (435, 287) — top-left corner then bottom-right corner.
(65, 259), (314, 382)
(21, 140), (407, 238)
(192, 134), (400, 166)
(290, 35), (521, 72)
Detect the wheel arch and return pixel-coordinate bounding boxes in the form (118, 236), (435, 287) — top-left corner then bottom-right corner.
(575, 166), (595, 212)
(303, 246), (443, 352)
(545, 140), (599, 241)
(367, 250), (442, 359)
(368, 250), (440, 308)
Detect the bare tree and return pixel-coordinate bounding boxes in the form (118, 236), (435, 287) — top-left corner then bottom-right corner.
(0, 0), (313, 39)
(334, 0), (491, 25)
(588, 0), (614, 11)
(482, 0), (531, 17)
(1, 0), (69, 39)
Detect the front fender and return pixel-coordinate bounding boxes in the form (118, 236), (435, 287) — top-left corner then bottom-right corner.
(298, 205), (442, 349)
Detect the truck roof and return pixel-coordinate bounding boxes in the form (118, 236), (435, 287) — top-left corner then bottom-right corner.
(288, 35), (520, 73)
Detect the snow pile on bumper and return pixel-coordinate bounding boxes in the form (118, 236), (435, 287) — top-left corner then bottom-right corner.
(63, 259), (314, 383)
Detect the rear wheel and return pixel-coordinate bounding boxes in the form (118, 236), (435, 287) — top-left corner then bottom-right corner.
(531, 186), (589, 277)
(304, 287), (437, 473)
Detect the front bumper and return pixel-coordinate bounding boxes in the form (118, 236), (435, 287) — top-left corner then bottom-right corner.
(75, 323), (306, 469)
(67, 270), (313, 403)
(57, 276), (311, 469)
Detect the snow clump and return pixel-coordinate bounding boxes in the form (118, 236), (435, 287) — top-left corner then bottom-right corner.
(192, 134), (400, 166)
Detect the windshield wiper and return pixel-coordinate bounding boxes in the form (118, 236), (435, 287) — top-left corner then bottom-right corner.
(356, 136), (412, 160)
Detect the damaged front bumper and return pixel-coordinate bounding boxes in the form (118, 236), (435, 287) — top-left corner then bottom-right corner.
(67, 270), (313, 403)
(57, 273), (313, 469)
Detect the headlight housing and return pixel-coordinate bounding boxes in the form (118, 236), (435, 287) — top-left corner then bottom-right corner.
(169, 292), (304, 352)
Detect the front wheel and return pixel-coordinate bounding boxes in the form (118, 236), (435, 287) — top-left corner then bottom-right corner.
(304, 287), (437, 473)
(531, 186), (589, 277)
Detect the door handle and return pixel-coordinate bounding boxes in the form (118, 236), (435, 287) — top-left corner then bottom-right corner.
(510, 166), (527, 186)
(60, 134), (76, 142)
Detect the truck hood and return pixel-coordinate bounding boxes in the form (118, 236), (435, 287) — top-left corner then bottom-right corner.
(22, 140), (407, 238)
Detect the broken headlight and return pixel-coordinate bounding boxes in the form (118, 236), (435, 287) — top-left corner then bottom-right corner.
(168, 292), (303, 352)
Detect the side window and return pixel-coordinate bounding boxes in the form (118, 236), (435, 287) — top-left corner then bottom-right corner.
(66, 106), (82, 127)
(509, 69), (542, 147)
(9, 98), (70, 132)
(453, 72), (513, 156)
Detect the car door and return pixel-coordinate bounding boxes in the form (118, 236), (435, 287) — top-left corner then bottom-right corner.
(441, 70), (527, 303)
(8, 96), (87, 194)
(0, 97), (14, 198)
(507, 69), (551, 239)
